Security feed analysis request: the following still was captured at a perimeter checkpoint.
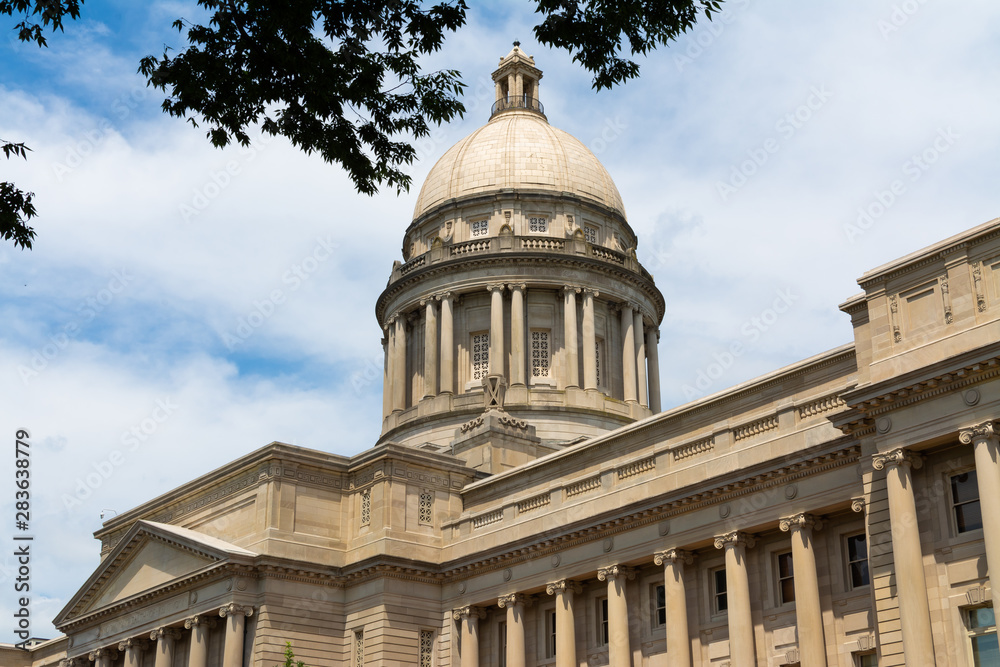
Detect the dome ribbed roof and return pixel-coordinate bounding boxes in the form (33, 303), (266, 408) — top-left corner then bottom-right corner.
(412, 110), (626, 222)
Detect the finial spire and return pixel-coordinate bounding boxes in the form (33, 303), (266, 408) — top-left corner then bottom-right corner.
(490, 45), (545, 120)
(513, 40), (520, 47)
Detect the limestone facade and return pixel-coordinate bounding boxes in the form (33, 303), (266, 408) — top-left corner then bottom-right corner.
(7, 48), (1000, 667)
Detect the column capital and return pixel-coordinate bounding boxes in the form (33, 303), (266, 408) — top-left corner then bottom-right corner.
(419, 296), (435, 307)
(435, 290), (455, 302)
(218, 603), (254, 619)
(563, 284), (582, 294)
(486, 282), (506, 293)
(851, 497), (866, 514)
(714, 530), (756, 550)
(959, 420), (999, 445)
(872, 447), (923, 471)
(779, 512), (823, 533)
(89, 649), (119, 662)
(582, 287), (600, 297)
(117, 638), (148, 652)
(545, 579), (583, 596)
(597, 564), (637, 582)
(497, 593), (533, 608)
(452, 605), (486, 621)
(508, 283), (526, 293)
(654, 548), (694, 566)
(184, 614), (218, 629)
(149, 627), (181, 641)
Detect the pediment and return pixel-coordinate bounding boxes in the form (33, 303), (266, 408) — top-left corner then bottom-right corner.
(55, 520), (256, 627)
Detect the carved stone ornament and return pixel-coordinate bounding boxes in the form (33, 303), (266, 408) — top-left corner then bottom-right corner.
(653, 548), (694, 566)
(148, 627), (181, 642)
(218, 603), (254, 619)
(545, 579), (583, 596)
(851, 497), (866, 514)
(871, 448), (922, 471)
(597, 564), (636, 582)
(497, 593), (532, 608)
(88, 649), (119, 662)
(483, 374), (507, 410)
(117, 638), (148, 652)
(452, 606), (486, 621)
(959, 420), (998, 445)
(779, 512), (823, 533)
(714, 531), (756, 550)
(184, 615), (217, 630)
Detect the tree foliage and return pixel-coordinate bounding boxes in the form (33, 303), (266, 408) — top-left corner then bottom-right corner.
(278, 642), (305, 667)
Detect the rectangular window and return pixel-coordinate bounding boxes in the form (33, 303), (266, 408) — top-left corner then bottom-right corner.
(420, 630), (433, 667)
(546, 610), (557, 658)
(652, 584), (666, 628)
(595, 340), (603, 388)
(777, 552), (795, 604)
(418, 490), (433, 524)
(585, 226), (597, 244)
(498, 621), (507, 667)
(952, 470), (984, 533)
(531, 330), (550, 377)
(472, 332), (490, 380)
(713, 568), (728, 613)
(471, 219), (489, 237)
(355, 630), (365, 667)
(853, 653), (877, 667)
(598, 597), (609, 646)
(967, 606), (998, 667)
(846, 533), (870, 589)
(360, 489), (371, 526)
(529, 216), (548, 233)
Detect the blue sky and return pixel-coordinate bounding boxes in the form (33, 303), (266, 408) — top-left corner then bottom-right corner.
(2, 0), (1000, 640)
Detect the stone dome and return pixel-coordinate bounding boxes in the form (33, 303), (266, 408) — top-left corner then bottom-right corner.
(412, 110), (626, 222)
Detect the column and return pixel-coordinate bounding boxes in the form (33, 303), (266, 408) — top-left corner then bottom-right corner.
(498, 594), (531, 667)
(219, 603), (254, 667)
(488, 283), (505, 376)
(510, 285), (526, 385)
(546, 579), (582, 667)
(779, 514), (827, 666)
(381, 334), (390, 416)
(563, 286), (580, 388)
(118, 639), (147, 667)
(185, 615), (214, 667)
(714, 531), (756, 667)
(88, 648), (118, 667)
(452, 606), (485, 667)
(391, 314), (407, 411)
(598, 565), (635, 667)
(582, 289), (598, 390)
(149, 628), (180, 667)
(961, 421), (1000, 612)
(634, 310), (647, 407)
(872, 449), (935, 666)
(645, 328), (661, 412)
(423, 298), (438, 398)
(654, 549), (693, 667)
(439, 293), (454, 394)
(620, 303), (637, 403)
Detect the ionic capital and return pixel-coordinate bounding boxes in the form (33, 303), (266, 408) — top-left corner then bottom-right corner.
(779, 512), (823, 533)
(497, 593), (532, 609)
(851, 497), (866, 514)
(545, 579), (583, 596)
(148, 627), (181, 642)
(959, 420), (999, 445)
(872, 447), (922, 471)
(653, 548), (694, 566)
(452, 605), (486, 621)
(486, 283), (506, 294)
(597, 564), (637, 582)
(563, 285), (582, 294)
(714, 530), (756, 551)
(581, 287), (600, 298)
(219, 603), (254, 619)
(88, 649), (119, 661)
(508, 283), (526, 293)
(435, 290), (454, 303)
(117, 638), (148, 652)
(184, 614), (217, 630)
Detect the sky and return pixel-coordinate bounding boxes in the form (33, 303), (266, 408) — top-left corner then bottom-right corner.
(1, 0), (999, 642)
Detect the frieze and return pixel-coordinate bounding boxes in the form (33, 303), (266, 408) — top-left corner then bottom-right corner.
(99, 594), (187, 639)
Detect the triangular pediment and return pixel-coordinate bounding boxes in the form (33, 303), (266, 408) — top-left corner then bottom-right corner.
(55, 520), (256, 628)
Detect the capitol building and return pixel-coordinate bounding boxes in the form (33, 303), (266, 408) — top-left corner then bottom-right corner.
(7, 46), (1000, 667)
